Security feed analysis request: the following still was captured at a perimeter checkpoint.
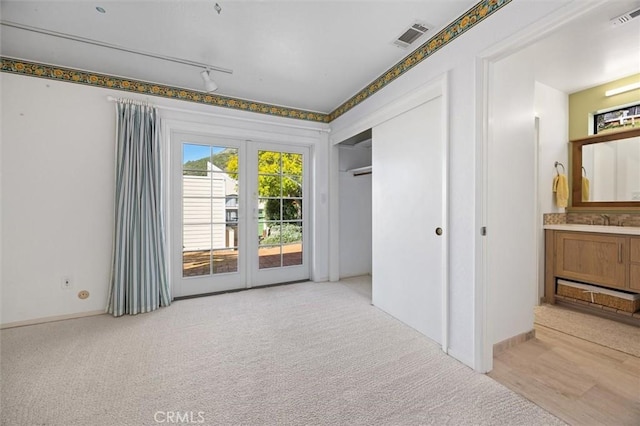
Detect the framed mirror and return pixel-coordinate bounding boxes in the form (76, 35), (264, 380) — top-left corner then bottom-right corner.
(571, 128), (640, 208)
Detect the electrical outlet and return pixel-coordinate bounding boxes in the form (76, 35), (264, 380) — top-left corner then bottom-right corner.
(61, 277), (72, 290)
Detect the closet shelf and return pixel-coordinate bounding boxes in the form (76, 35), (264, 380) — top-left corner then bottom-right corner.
(347, 165), (372, 176)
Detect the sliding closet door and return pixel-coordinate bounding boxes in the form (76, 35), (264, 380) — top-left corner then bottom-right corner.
(372, 96), (445, 344)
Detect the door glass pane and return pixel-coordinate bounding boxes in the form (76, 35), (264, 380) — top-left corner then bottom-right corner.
(259, 222), (281, 245)
(183, 144), (211, 176)
(281, 222), (302, 243)
(259, 245), (281, 269)
(282, 153), (303, 176)
(260, 198), (281, 220)
(225, 196), (239, 221)
(256, 149), (303, 271)
(183, 143), (239, 277)
(183, 250), (211, 277)
(259, 175), (281, 197)
(283, 243), (303, 267)
(282, 176), (302, 197)
(213, 249), (238, 273)
(282, 199), (302, 220)
(258, 151), (281, 174)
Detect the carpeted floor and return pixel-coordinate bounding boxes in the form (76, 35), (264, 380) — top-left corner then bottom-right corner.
(1, 278), (564, 426)
(534, 304), (640, 357)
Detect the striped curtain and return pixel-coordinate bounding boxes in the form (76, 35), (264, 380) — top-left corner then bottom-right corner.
(106, 101), (171, 316)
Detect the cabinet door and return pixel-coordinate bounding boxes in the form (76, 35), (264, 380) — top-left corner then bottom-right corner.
(555, 232), (627, 289)
(630, 237), (640, 291)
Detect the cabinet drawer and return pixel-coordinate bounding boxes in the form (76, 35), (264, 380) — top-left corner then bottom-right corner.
(555, 232), (627, 289)
(631, 264), (640, 291)
(631, 237), (640, 263)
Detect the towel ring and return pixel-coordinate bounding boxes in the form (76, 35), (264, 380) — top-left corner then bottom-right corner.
(554, 161), (565, 175)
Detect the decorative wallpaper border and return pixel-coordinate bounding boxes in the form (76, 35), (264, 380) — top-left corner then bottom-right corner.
(1, 0), (511, 123)
(328, 0), (512, 121)
(0, 57), (330, 123)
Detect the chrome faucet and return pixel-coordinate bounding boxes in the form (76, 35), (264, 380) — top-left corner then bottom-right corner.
(601, 214), (610, 226)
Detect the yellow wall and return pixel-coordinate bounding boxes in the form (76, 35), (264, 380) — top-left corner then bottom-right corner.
(568, 73), (640, 140)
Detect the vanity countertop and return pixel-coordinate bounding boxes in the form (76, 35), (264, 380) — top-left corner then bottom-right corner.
(543, 223), (640, 235)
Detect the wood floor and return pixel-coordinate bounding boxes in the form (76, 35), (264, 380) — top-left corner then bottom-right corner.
(489, 324), (640, 425)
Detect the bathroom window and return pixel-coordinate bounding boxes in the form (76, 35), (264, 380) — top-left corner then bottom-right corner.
(593, 103), (640, 134)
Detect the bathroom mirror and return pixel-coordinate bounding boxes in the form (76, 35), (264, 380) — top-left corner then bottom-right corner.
(571, 128), (640, 208)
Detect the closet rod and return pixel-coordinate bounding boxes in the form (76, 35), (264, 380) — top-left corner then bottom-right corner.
(106, 96), (331, 133)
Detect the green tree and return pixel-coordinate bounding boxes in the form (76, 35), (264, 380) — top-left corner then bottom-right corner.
(254, 151), (302, 221)
(185, 150), (302, 221)
(183, 149), (238, 176)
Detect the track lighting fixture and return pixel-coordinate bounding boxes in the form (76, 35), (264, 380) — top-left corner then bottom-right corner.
(200, 69), (218, 93)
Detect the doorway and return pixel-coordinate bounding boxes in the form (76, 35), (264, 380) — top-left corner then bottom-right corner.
(171, 132), (310, 297)
(478, 0), (640, 372)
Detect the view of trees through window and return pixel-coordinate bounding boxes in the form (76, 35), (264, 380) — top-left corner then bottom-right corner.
(182, 147), (303, 273)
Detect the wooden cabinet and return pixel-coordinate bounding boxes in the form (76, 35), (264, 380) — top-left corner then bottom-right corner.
(555, 232), (626, 289)
(545, 231), (640, 304)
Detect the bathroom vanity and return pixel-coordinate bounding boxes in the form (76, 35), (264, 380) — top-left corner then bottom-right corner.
(544, 224), (640, 320)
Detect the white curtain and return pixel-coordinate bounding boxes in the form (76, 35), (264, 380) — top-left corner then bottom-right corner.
(106, 100), (171, 316)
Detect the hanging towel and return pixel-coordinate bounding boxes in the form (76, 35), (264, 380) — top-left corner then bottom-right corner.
(582, 176), (590, 202)
(553, 174), (569, 208)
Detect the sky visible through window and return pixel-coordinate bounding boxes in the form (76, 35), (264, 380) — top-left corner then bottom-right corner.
(183, 144), (225, 163)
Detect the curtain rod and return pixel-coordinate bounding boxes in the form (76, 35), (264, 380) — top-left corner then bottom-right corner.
(1, 20), (233, 74)
(106, 96), (331, 133)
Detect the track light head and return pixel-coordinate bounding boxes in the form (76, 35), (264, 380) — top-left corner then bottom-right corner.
(200, 69), (218, 93)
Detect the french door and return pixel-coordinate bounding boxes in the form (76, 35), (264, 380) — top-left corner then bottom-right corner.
(171, 132), (309, 297)
(248, 142), (309, 287)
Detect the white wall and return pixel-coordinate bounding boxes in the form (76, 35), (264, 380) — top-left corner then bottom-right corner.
(1, 73), (330, 326)
(338, 146), (372, 278)
(535, 82), (569, 215)
(534, 82), (568, 299)
(329, 0), (573, 369)
(2, 75), (115, 325)
(487, 48), (536, 347)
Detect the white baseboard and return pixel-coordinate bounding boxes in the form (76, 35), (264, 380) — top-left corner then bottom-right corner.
(1, 310), (106, 329)
(493, 329), (536, 356)
(446, 347), (475, 370)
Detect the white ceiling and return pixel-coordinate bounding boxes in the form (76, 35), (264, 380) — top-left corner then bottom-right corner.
(513, 1), (640, 95)
(1, 1), (639, 114)
(0, 0), (477, 113)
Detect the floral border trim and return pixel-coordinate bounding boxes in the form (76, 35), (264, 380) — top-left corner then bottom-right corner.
(1, 0), (511, 123)
(328, 0), (512, 121)
(0, 57), (330, 123)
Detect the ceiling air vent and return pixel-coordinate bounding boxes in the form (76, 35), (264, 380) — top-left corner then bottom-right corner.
(611, 7), (640, 27)
(393, 22), (431, 48)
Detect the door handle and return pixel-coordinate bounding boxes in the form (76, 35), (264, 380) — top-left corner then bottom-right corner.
(618, 243), (623, 264)
(435, 227), (443, 236)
